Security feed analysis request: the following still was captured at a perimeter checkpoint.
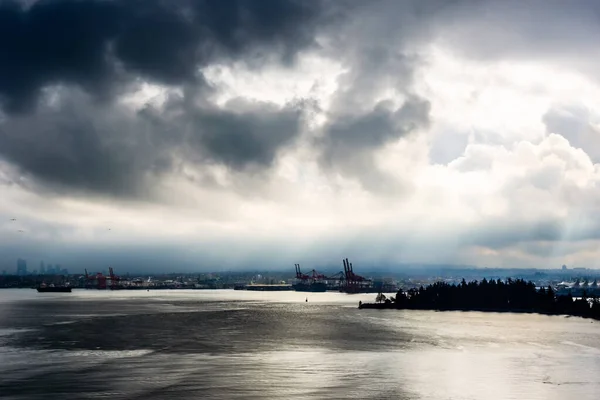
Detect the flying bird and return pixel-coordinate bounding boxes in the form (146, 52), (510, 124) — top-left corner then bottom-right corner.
(18, 230), (24, 233)
(10, 218), (16, 221)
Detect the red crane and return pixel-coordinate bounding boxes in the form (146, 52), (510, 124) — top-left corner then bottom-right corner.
(108, 267), (121, 290)
(311, 269), (327, 280)
(342, 258), (371, 292)
(295, 264), (311, 280)
(85, 267), (121, 290)
(84, 268), (110, 290)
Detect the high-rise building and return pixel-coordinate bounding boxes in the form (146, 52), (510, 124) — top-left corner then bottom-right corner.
(16, 259), (27, 276)
(40, 261), (45, 275)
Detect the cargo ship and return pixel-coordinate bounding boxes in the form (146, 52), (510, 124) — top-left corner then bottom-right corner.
(243, 284), (293, 291)
(36, 284), (72, 293)
(292, 282), (327, 292)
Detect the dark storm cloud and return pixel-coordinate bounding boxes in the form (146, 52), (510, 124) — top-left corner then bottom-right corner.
(0, 0), (325, 196)
(0, 91), (169, 197)
(0, 90), (306, 197)
(0, 0), (325, 113)
(189, 100), (305, 170)
(318, 97), (430, 191)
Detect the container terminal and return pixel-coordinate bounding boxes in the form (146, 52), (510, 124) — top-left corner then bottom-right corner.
(290, 258), (397, 293)
(231, 258), (396, 293)
(64, 258), (397, 294)
(4, 261), (599, 296)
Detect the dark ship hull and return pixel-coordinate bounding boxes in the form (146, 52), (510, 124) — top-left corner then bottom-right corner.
(37, 287), (72, 293)
(339, 287), (379, 294)
(293, 282), (327, 292)
(244, 284), (293, 291)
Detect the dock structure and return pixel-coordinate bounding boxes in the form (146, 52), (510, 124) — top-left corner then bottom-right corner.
(291, 259), (380, 293)
(242, 284), (293, 291)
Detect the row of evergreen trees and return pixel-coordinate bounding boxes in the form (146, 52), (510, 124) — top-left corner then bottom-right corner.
(374, 278), (600, 320)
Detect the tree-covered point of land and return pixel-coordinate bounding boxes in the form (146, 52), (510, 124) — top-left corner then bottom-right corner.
(361, 278), (600, 320)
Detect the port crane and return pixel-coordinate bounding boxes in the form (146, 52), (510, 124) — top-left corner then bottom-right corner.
(295, 264), (311, 281)
(85, 269), (106, 289)
(292, 259), (374, 292)
(295, 264), (343, 285)
(342, 258), (372, 293)
(84, 267), (122, 290)
(311, 269), (327, 280)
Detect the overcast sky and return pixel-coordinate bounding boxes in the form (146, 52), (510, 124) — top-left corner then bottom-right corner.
(3, 0), (600, 273)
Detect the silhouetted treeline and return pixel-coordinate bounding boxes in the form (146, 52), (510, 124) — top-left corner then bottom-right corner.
(362, 278), (600, 320)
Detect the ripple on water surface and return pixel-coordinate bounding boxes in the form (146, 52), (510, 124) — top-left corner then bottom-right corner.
(0, 290), (599, 399)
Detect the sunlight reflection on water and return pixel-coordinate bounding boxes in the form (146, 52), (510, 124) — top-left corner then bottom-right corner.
(0, 289), (599, 399)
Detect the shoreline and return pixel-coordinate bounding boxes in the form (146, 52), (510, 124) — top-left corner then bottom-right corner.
(358, 302), (600, 321)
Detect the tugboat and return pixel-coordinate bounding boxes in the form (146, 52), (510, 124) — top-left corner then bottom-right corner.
(36, 283), (72, 293)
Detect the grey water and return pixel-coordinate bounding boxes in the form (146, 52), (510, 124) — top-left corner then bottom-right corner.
(0, 289), (599, 399)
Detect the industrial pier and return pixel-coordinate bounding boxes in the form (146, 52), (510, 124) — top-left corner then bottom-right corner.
(291, 258), (396, 293)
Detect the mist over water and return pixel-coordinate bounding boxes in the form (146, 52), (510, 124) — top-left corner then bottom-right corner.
(1, 289), (599, 399)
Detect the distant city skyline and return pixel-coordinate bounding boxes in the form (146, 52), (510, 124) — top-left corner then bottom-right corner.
(10, 258), (68, 276)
